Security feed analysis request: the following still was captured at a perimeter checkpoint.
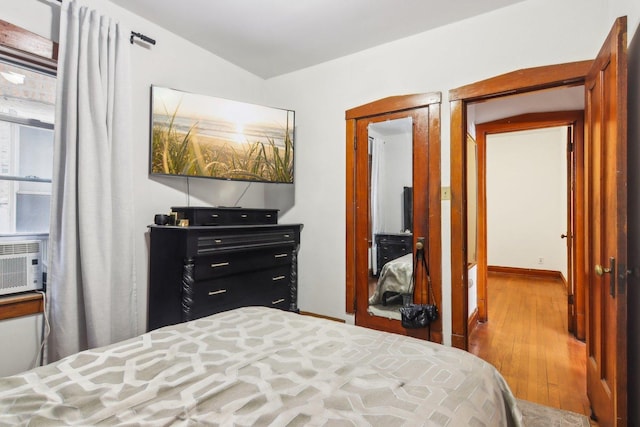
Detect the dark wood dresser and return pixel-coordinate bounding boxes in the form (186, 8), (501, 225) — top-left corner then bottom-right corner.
(375, 233), (413, 273)
(148, 208), (302, 331)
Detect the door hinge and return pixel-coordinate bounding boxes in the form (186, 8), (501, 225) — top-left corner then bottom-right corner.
(567, 125), (574, 152)
(568, 294), (574, 305)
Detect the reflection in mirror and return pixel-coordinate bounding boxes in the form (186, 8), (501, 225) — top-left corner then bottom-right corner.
(366, 117), (413, 320)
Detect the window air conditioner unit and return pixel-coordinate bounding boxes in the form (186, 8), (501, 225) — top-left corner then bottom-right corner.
(0, 240), (43, 296)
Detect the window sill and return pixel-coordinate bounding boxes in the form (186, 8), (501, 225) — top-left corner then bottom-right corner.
(0, 292), (44, 321)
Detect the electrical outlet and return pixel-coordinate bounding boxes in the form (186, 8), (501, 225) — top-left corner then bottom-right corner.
(537, 257), (544, 265)
(441, 186), (451, 200)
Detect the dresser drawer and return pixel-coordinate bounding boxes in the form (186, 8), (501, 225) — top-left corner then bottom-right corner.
(380, 245), (411, 259)
(249, 287), (291, 310)
(193, 210), (276, 226)
(193, 246), (293, 280)
(376, 235), (412, 246)
(197, 229), (297, 253)
(172, 207), (278, 226)
(193, 209), (233, 226)
(187, 266), (291, 318)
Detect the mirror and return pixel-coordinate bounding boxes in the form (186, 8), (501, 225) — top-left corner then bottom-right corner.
(366, 117), (413, 320)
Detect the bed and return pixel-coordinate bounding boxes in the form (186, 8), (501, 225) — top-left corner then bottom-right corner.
(0, 306), (522, 426)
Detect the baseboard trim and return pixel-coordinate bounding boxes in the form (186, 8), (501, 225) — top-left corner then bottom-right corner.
(468, 307), (479, 337)
(488, 265), (564, 282)
(299, 311), (346, 323)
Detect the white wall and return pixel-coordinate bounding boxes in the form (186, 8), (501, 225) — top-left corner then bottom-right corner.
(486, 127), (568, 276)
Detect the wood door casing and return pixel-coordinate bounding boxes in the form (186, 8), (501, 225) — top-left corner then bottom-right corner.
(345, 93), (442, 342)
(473, 111), (585, 333)
(449, 60), (592, 350)
(584, 16), (628, 427)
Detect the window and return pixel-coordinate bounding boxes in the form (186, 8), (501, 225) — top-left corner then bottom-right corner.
(0, 24), (57, 236)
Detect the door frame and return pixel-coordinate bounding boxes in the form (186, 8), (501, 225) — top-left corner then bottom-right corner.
(449, 60), (593, 350)
(473, 111), (585, 340)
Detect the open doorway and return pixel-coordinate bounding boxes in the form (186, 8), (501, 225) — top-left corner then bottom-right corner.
(468, 106), (586, 340)
(465, 106), (589, 414)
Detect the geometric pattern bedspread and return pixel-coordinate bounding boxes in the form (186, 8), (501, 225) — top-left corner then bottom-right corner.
(0, 306), (523, 426)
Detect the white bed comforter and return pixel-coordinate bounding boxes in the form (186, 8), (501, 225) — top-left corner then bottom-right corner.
(0, 307), (522, 426)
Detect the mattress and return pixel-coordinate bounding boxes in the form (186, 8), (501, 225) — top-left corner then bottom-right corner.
(0, 306), (522, 426)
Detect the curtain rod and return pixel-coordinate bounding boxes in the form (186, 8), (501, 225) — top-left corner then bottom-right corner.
(54, 0), (157, 46)
(130, 32), (156, 46)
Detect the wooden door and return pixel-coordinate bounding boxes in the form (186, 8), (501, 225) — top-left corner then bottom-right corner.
(584, 16), (627, 427)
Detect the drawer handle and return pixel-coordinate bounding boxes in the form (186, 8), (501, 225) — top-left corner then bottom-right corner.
(265, 214), (272, 218)
(208, 289), (227, 296)
(274, 253), (288, 258)
(284, 234), (290, 238)
(241, 214), (248, 218)
(272, 275), (286, 281)
(211, 214), (219, 218)
(214, 239), (222, 243)
(272, 298), (285, 305)
(211, 262), (230, 268)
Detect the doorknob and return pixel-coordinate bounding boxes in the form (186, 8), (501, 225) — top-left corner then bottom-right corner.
(595, 257), (616, 297)
(561, 234), (568, 239)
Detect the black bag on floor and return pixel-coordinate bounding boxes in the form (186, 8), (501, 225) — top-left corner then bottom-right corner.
(400, 303), (438, 328)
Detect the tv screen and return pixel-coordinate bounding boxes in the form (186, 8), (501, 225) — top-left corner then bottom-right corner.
(150, 86), (294, 183)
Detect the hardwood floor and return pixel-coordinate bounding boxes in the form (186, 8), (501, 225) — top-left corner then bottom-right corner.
(469, 272), (593, 420)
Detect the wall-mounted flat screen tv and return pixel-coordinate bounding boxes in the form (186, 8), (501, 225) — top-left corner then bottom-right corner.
(150, 86), (294, 183)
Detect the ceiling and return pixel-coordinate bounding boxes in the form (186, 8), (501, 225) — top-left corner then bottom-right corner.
(110, 0), (526, 79)
(473, 85), (585, 124)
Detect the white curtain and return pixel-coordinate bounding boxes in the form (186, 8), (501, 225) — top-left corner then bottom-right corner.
(369, 134), (386, 275)
(48, 0), (137, 361)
